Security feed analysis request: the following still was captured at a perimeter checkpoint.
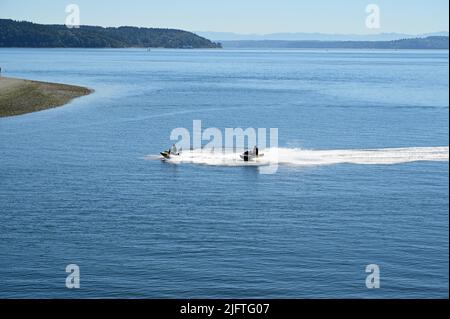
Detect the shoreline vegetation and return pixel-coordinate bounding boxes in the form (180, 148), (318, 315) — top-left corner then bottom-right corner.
(1, 19), (448, 50)
(0, 19), (221, 49)
(0, 77), (93, 117)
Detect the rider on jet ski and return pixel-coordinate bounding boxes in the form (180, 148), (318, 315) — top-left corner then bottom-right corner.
(168, 144), (178, 155)
(241, 145), (260, 161)
(244, 145), (258, 156)
(253, 145), (259, 156)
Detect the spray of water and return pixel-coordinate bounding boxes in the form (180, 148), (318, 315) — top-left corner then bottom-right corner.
(146, 146), (449, 167)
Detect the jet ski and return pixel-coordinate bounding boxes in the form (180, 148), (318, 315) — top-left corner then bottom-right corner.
(160, 148), (182, 160)
(240, 150), (264, 162)
(160, 150), (171, 159)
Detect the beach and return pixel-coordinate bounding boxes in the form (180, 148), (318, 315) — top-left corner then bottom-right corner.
(0, 76), (92, 117)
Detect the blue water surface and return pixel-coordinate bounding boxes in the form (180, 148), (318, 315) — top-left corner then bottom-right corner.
(0, 48), (448, 298)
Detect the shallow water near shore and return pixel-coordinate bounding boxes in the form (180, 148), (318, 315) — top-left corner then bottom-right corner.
(0, 48), (448, 298)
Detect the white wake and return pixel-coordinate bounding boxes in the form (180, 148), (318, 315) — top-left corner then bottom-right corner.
(148, 146), (449, 167)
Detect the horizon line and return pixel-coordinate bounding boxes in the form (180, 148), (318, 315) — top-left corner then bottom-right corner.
(193, 30), (450, 37)
(1, 18), (448, 36)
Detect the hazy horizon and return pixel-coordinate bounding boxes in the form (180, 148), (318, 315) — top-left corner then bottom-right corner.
(1, 18), (448, 41)
(195, 30), (449, 42)
(0, 0), (448, 35)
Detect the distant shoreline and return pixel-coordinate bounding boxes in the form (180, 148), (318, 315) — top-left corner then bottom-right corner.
(220, 36), (449, 50)
(0, 77), (93, 117)
(0, 19), (221, 49)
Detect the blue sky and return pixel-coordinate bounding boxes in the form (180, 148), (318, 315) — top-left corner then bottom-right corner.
(0, 0), (448, 34)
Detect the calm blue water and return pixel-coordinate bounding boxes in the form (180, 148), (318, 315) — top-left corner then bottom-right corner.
(0, 48), (448, 298)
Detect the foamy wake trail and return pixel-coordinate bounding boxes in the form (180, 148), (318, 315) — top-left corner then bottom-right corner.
(149, 147), (449, 167)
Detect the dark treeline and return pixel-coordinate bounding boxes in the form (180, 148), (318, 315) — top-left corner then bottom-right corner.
(221, 36), (449, 49)
(1, 19), (447, 50)
(0, 19), (221, 48)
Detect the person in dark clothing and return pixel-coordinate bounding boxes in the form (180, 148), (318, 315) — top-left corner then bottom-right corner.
(253, 145), (259, 156)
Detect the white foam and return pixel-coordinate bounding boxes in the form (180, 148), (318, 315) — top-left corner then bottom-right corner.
(147, 146), (449, 167)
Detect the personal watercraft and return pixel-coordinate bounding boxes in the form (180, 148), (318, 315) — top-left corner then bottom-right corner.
(160, 149), (181, 160)
(240, 150), (264, 162)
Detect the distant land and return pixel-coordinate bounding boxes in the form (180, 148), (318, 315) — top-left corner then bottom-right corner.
(196, 31), (449, 42)
(0, 19), (221, 48)
(221, 37), (449, 49)
(1, 19), (447, 50)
